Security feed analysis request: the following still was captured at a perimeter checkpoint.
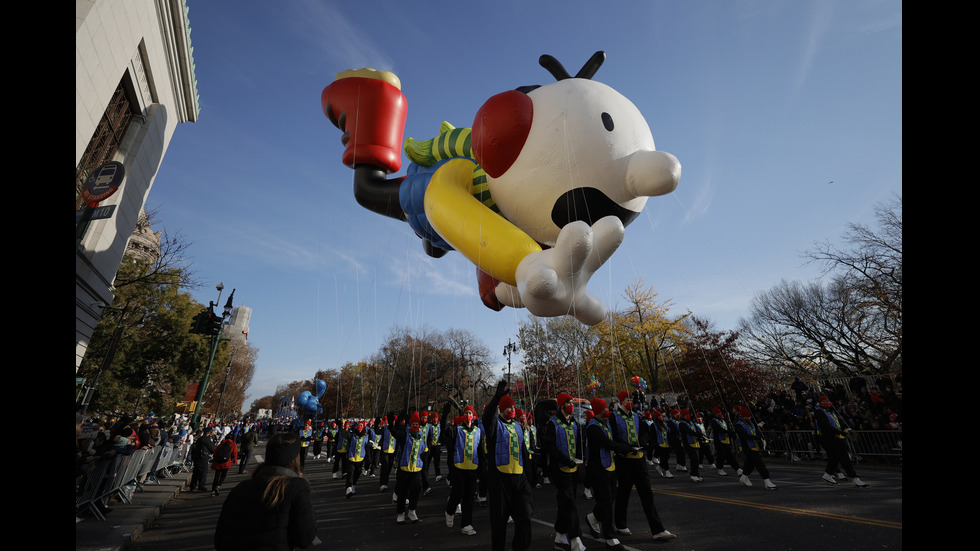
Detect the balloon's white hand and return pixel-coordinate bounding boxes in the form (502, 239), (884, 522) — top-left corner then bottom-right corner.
(496, 216), (624, 325)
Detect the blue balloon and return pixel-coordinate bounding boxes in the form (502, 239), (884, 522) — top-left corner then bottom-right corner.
(315, 379), (326, 399)
(399, 160), (455, 253)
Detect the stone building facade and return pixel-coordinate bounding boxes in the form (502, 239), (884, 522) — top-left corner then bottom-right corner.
(76, 0), (200, 371)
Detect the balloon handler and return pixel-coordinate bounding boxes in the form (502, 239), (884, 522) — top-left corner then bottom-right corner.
(321, 52), (681, 325)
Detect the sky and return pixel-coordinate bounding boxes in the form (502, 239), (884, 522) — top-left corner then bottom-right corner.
(146, 0), (902, 406)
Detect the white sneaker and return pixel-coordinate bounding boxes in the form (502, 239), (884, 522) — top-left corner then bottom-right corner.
(396, 512), (405, 524)
(836, 472), (847, 480)
(332, 473), (339, 479)
(691, 475), (703, 482)
(764, 479), (777, 490)
(652, 530), (676, 541)
(407, 509), (419, 523)
(586, 513), (601, 537)
(570, 536), (586, 551)
(853, 477), (870, 488)
(584, 488), (593, 499)
(738, 474), (752, 487)
(508, 516), (514, 524)
(543, 477), (551, 485)
(456, 504), (461, 514)
(616, 527), (632, 536)
(677, 465), (687, 472)
(717, 469), (727, 476)
(436, 475), (444, 482)
(736, 468), (743, 476)
(346, 486), (354, 498)
(822, 473), (839, 485)
(424, 487), (433, 496)
(664, 470), (674, 478)
(392, 492), (398, 502)
(445, 512), (454, 528)
(380, 484), (388, 491)
(461, 525), (477, 536)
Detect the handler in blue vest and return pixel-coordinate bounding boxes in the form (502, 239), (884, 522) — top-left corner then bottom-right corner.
(442, 403), (482, 536)
(542, 392), (586, 551)
(345, 420), (372, 497)
(608, 391), (676, 542)
(733, 406), (777, 490)
(584, 398), (635, 551)
(481, 380), (532, 551)
(678, 409), (703, 482)
(393, 411), (428, 523)
(710, 407), (741, 477)
(377, 415), (397, 492)
(814, 396), (869, 488)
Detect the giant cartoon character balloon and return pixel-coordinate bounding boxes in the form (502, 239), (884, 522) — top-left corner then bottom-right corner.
(321, 52), (680, 325)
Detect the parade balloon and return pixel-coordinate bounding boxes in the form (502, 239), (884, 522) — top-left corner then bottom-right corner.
(322, 52), (680, 325)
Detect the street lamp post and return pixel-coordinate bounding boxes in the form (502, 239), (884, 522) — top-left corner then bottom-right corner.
(503, 339), (519, 385)
(190, 283), (235, 428)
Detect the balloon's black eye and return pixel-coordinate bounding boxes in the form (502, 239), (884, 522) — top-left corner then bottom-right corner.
(601, 112), (614, 131)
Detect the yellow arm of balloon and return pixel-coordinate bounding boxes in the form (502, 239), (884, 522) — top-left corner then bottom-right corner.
(425, 158), (541, 287)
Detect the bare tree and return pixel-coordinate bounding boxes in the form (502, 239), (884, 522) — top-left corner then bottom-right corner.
(739, 195), (902, 376)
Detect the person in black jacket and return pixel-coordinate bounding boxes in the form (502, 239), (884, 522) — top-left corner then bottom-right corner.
(189, 428), (216, 492)
(609, 391), (676, 542)
(214, 433), (317, 550)
(583, 398), (634, 551)
(542, 392), (586, 551)
(482, 380), (533, 551)
(709, 407), (741, 477)
(814, 396), (869, 488)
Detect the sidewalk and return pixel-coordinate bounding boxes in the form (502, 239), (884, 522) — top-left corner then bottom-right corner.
(75, 468), (192, 551)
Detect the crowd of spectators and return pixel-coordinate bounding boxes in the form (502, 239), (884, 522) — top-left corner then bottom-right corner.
(76, 412), (267, 521)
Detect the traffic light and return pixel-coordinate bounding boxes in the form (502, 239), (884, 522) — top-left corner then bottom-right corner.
(207, 304), (223, 336)
(189, 311), (207, 334)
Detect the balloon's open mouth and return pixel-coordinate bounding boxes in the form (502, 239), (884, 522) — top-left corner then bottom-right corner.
(551, 187), (639, 228)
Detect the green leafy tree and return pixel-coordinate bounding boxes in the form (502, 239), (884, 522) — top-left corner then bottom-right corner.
(587, 280), (690, 394)
(78, 255), (215, 418)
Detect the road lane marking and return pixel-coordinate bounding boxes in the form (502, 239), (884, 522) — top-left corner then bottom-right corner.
(650, 487), (902, 529)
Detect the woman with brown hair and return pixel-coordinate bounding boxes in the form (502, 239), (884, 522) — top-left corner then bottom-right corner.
(214, 433), (317, 550)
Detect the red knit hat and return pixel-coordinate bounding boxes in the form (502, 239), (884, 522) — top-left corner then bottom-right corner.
(410, 412), (421, 425)
(739, 406), (751, 419)
(557, 393), (573, 407)
(463, 405), (477, 416)
(680, 408), (690, 419)
(618, 391), (630, 403)
(590, 398), (608, 415)
(499, 394), (516, 412)
(712, 407), (722, 417)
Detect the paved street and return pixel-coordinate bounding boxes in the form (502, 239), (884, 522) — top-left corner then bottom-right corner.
(111, 436), (901, 551)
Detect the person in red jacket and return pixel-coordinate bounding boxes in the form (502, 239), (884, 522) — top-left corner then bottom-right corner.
(211, 434), (239, 496)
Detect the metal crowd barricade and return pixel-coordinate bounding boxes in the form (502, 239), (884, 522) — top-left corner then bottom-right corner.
(759, 429), (902, 464)
(76, 453), (123, 521)
(77, 444), (196, 521)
